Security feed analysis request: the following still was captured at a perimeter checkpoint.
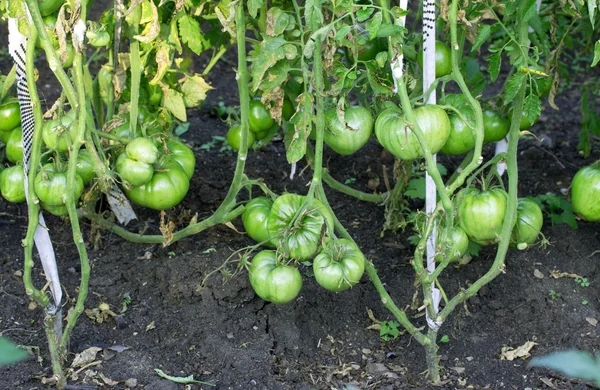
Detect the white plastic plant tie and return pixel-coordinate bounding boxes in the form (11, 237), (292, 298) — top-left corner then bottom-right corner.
(73, 19), (86, 51)
(423, 0), (443, 332)
(8, 17), (62, 314)
(495, 0), (541, 176)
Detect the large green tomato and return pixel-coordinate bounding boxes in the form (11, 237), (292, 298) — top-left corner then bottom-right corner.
(242, 197), (275, 247)
(571, 165), (600, 222)
(166, 140), (196, 179)
(313, 238), (365, 292)
(375, 105), (450, 160)
(125, 155), (190, 210)
(441, 105), (476, 156)
(248, 250), (302, 304)
(458, 188), (508, 245)
(249, 100), (275, 133)
(76, 149), (95, 184)
(227, 124), (255, 151)
(0, 165), (26, 203)
(38, 0), (65, 16)
(116, 152), (154, 187)
(417, 41), (452, 78)
(0, 102), (21, 132)
(324, 106), (373, 155)
(482, 109), (510, 143)
(127, 137), (159, 164)
(42, 110), (76, 152)
(267, 194), (334, 261)
(34, 164), (84, 206)
(5, 127), (24, 163)
(510, 198), (543, 248)
(435, 226), (469, 262)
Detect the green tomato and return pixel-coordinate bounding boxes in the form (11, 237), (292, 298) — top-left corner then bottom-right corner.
(242, 197), (275, 247)
(35, 15), (59, 49)
(227, 124), (255, 151)
(417, 41), (453, 78)
(125, 155), (190, 210)
(267, 194), (334, 261)
(510, 198), (543, 248)
(0, 165), (26, 203)
(38, 0), (65, 17)
(166, 140), (196, 180)
(41, 202), (69, 216)
(116, 152), (154, 187)
(42, 110), (76, 152)
(98, 65), (114, 106)
(0, 102), (21, 132)
(313, 238), (365, 292)
(110, 117), (142, 141)
(441, 105), (476, 155)
(146, 83), (164, 107)
(249, 100), (275, 133)
(5, 127), (24, 163)
(509, 108), (539, 130)
(324, 106), (373, 155)
(34, 164), (84, 206)
(458, 188), (508, 245)
(375, 105), (450, 160)
(571, 165), (600, 222)
(482, 109), (510, 143)
(248, 250), (302, 304)
(61, 44), (75, 68)
(126, 137), (159, 164)
(345, 37), (386, 62)
(76, 149), (95, 184)
(86, 30), (110, 47)
(435, 226), (469, 263)
(282, 98), (295, 121)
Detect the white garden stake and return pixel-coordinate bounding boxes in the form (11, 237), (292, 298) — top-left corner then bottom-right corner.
(8, 18), (62, 326)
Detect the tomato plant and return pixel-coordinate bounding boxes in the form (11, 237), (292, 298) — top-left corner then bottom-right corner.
(242, 197), (275, 246)
(511, 198), (543, 248)
(313, 238), (365, 292)
(571, 165), (600, 222)
(248, 250), (302, 304)
(458, 188), (508, 245)
(375, 105), (450, 160)
(0, 165), (26, 203)
(324, 106), (373, 155)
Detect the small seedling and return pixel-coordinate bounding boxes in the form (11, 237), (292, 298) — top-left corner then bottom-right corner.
(380, 320), (401, 341)
(549, 290), (561, 300)
(582, 300), (589, 305)
(439, 335), (450, 343)
(530, 194), (578, 229)
(575, 277), (590, 287)
(199, 135), (232, 153)
(344, 177), (357, 185)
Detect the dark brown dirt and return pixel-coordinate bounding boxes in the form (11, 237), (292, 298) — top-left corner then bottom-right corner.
(1, 42), (599, 390)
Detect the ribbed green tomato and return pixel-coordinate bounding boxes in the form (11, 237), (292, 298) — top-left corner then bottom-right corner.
(42, 110), (76, 152)
(34, 164), (84, 207)
(571, 165), (600, 222)
(166, 140), (196, 180)
(510, 198), (543, 248)
(324, 106), (373, 155)
(313, 238), (365, 292)
(267, 194), (334, 261)
(75, 149), (95, 184)
(126, 137), (159, 164)
(417, 41), (453, 78)
(482, 109), (510, 143)
(41, 202), (69, 216)
(249, 100), (275, 133)
(248, 250), (302, 304)
(227, 124), (255, 151)
(435, 226), (469, 262)
(242, 197), (275, 247)
(441, 106), (476, 155)
(375, 105), (450, 160)
(0, 165), (26, 203)
(116, 152), (154, 187)
(5, 127), (24, 163)
(0, 102), (21, 132)
(458, 188), (508, 245)
(125, 155), (190, 210)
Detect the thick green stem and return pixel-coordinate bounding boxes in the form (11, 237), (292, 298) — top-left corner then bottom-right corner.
(129, 25), (142, 136)
(202, 46), (228, 76)
(424, 328), (439, 381)
(44, 315), (66, 389)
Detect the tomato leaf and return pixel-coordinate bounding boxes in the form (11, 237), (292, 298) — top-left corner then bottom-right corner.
(248, 0), (263, 19)
(181, 75), (214, 108)
(178, 15), (207, 55)
(376, 23), (406, 38)
(523, 93), (541, 125)
(286, 93), (314, 163)
(258, 61), (291, 91)
(356, 7), (375, 22)
(487, 52), (502, 82)
(0, 337), (28, 365)
(365, 11), (382, 40)
(163, 88), (187, 121)
(149, 44), (172, 85)
(250, 37), (297, 92)
(335, 25), (352, 41)
(304, 0), (324, 27)
(503, 72), (526, 106)
(472, 24), (493, 52)
(522, 0), (538, 22)
(529, 350), (600, 383)
(266, 8), (295, 37)
(405, 177), (425, 200)
(592, 40), (600, 67)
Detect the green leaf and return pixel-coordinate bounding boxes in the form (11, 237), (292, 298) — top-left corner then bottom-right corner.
(522, 0), (538, 22)
(178, 15), (207, 55)
(304, 0), (323, 28)
(181, 75), (214, 108)
(164, 88), (187, 121)
(465, 240), (480, 257)
(592, 40), (600, 67)
(335, 25), (352, 41)
(248, 0), (263, 18)
(405, 177), (425, 200)
(266, 8), (295, 37)
(503, 72), (527, 106)
(357, 7), (375, 22)
(589, 0), (598, 26)
(365, 11), (382, 40)
(250, 37), (297, 92)
(286, 93), (314, 163)
(0, 337), (28, 366)
(472, 24), (493, 52)
(523, 93), (541, 124)
(259, 61), (291, 90)
(529, 350), (600, 383)
(375, 23), (406, 38)
(487, 52), (502, 82)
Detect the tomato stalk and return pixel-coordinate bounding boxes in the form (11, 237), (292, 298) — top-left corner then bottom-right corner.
(129, 24), (143, 137)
